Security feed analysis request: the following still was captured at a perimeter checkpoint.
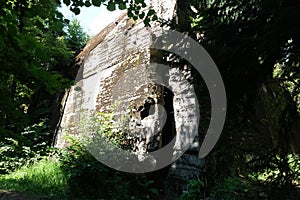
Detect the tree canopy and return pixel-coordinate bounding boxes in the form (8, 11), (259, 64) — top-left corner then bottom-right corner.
(0, 0), (90, 172)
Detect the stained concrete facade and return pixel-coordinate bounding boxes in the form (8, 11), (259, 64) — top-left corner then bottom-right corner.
(54, 0), (205, 198)
(55, 0), (178, 149)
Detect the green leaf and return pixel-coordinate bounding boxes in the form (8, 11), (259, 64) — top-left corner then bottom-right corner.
(128, 11), (134, 18)
(147, 9), (155, 16)
(152, 15), (158, 21)
(118, 3), (126, 10)
(64, 19), (70, 24)
(71, 7), (80, 15)
(107, 1), (116, 11)
(79, 0), (85, 7)
(143, 18), (150, 26)
(63, 0), (71, 6)
(139, 12), (145, 19)
(92, 0), (101, 6)
(85, 1), (92, 7)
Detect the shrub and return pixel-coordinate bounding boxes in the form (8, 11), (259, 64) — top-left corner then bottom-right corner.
(178, 179), (206, 200)
(59, 135), (159, 199)
(212, 176), (249, 200)
(0, 119), (54, 174)
(247, 152), (300, 188)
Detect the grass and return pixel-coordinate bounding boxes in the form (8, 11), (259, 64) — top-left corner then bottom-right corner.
(0, 157), (69, 199)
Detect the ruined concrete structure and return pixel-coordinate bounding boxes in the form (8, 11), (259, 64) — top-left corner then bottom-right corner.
(55, 0), (178, 148)
(54, 0), (205, 198)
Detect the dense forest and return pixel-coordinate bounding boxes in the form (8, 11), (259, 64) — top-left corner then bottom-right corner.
(0, 0), (299, 199)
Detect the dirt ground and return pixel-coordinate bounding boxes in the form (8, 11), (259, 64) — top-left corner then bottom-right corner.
(0, 190), (50, 200)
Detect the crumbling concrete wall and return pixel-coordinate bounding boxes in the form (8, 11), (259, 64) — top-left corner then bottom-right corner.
(54, 0), (177, 148)
(55, 0), (205, 198)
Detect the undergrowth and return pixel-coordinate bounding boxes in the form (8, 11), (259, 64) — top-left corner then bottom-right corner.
(0, 157), (68, 199)
(0, 135), (159, 200)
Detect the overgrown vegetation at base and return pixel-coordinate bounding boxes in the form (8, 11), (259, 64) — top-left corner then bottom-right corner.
(59, 136), (159, 200)
(0, 137), (159, 200)
(4, 136), (296, 200)
(0, 157), (68, 199)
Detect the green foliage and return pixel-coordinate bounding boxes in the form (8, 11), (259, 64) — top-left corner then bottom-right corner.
(0, 119), (53, 174)
(0, 138), (34, 174)
(0, 0), (74, 137)
(247, 153), (300, 188)
(0, 157), (68, 199)
(212, 175), (300, 200)
(65, 0), (158, 26)
(55, 111), (157, 199)
(79, 111), (133, 150)
(172, 1), (300, 199)
(178, 179), (206, 200)
(0, 0), (89, 167)
(273, 63), (300, 112)
(20, 119), (52, 152)
(175, 0), (300, 108)
(59, 136), (159, 199)
(107, 1), (116, 11)
(212, 176), (250, 200)
(59, 136), (129, 199)
(65, 19), (90, 53)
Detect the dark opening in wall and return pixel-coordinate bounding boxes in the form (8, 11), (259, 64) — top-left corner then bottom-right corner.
(140, 97), (155, 120)
(161, 87), (175, 147)
(146, 86), (175, 192)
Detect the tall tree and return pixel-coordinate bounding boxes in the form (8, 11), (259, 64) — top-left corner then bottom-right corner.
(65, 19), (90, 54)
(0, 0), (71, 140)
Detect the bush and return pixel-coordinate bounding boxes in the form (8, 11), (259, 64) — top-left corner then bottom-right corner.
(178, 179), (206, 200)
(0, 119), (52, 174)
(212, 175), (300, 200)
(247, 152), (300, 188)
(59, 135), (159, 199)
(212, 176), (250, 200)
